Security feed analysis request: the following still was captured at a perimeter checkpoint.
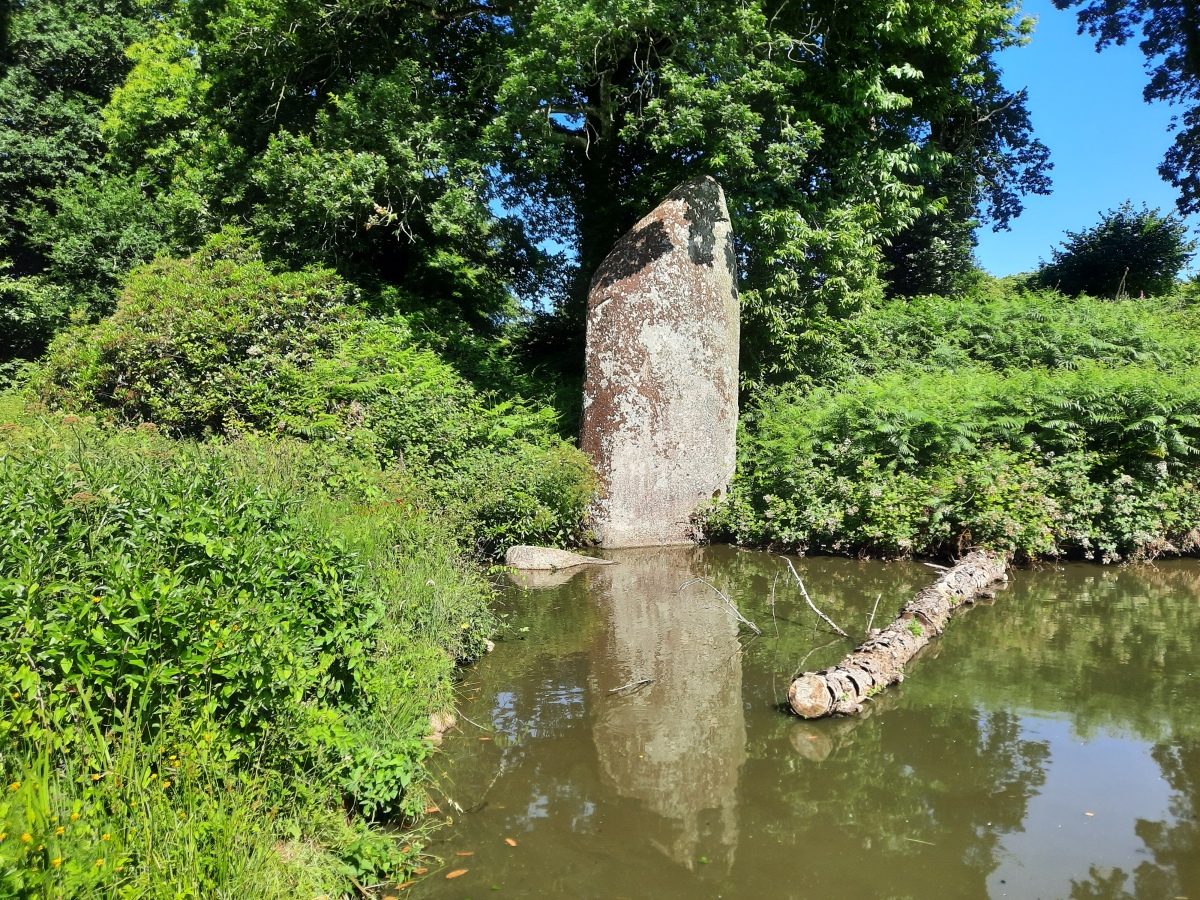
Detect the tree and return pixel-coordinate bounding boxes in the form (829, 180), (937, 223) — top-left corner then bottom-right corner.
(487, 1), (1054, 382)
(883, 58), (1053, 299)
(1036, 202), (1196, 297)
(37, 0), (1052, 385)
(0, 0), (150, 269)
(1053, 0), (1200, 214)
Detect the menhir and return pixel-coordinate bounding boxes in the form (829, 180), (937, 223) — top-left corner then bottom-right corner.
(580, 176), (740, 548)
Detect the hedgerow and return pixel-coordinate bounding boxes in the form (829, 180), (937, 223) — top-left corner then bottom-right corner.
(707, 285), (1200, 562)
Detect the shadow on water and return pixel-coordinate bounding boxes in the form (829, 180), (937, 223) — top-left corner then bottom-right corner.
(417, 550), (1200, 899)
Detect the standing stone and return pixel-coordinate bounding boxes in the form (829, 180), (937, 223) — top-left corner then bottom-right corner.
(580, 176), (739, 548)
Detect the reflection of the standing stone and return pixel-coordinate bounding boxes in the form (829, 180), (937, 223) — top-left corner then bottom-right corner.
(586, 547), (746, 873)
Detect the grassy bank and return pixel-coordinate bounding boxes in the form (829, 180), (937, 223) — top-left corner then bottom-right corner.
(704, 284), (1200, 562)
(0, 404), (503, 895)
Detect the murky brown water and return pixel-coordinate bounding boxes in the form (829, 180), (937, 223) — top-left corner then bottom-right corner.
(413, 547), (1200, 899)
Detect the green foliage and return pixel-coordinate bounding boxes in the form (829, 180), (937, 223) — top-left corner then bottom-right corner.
(0, 266), (72, 371)
(30, 231), (596, 555)
(708, 286), (1200, 562)
(0, 0), (149, 257)
(0, 407), (488, 894)
(490, 0), (1051, 383)
(1035, 202), (1196, 298)
(871, 285), (1200, 374)
(0, 720), (422, 899)
(24, 172), (178, 314)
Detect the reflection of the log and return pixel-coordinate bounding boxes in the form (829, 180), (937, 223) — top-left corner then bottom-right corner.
(790, 689), (903, 761)
(586, 547), (746, 874)
(784, 593), (1005, 761)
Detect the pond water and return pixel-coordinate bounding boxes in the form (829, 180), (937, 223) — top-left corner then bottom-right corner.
(412, 547), (1200, 899)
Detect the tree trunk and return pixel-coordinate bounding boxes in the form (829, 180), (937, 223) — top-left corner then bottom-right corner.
(788, 550), (1009, 719)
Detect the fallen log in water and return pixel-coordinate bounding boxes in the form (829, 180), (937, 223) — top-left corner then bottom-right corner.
(788, 549), (1009, 719)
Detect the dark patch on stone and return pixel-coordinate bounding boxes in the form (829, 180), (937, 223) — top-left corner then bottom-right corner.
(724, 240), (740, 300)
(592, 219), (675, 291)
(667, 176), (726, 267)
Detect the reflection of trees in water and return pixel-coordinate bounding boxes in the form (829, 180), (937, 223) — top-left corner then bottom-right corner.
(1068, 737), (1200, 900)
(927, 562), (1200, 742)
(587, 547), (746, 873)
(735, 698), (1051, 896)
(461, 551), (1200, 897)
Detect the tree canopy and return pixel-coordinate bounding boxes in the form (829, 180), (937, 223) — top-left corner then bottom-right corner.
(1036, 201), (1196, 298)
(1, 0), (1055, 384)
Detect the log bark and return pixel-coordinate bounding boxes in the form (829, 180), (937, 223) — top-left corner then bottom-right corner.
(788, 550), (1009, 719)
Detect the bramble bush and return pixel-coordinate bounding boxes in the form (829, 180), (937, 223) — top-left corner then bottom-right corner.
(29, 229), (596, 555)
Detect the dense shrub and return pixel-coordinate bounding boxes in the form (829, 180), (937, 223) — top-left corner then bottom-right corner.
(705, 443), (1200, 562)
(752, 364), (1200, 476)
(710, 285), (1200, 562)
(0, 409), (490, 894)
(1034, 202), (1196, 299)
(871, 286), (1200, 375)
(29, 230), (596, 554)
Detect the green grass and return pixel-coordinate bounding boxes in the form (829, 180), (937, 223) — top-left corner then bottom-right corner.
(0, 400), (491, 897)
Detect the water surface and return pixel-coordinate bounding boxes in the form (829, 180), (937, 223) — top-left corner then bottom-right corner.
(415, 547), (1200, 899)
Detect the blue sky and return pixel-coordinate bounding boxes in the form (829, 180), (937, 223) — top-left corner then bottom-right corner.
(973, 0), (1200, 276)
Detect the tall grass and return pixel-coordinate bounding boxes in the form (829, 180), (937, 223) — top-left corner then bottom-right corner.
(0, 402), (486, 896)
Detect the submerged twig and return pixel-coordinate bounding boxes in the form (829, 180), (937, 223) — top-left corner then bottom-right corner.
(609, 678), (653, 693)
(454, 706), (492, 733)
(780, 557), (849, 638)
(866, 592), (882, 635)
(791, 637), (841, 679)
(679, 577), (763, 636)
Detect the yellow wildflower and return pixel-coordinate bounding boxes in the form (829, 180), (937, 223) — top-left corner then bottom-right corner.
(94, 859), (104, 868)
(55, 827), (64, 836)
(162, 780), (171, 788)
(21, 833), (31, 843)
(51, 858), (62, 868)
(70, 813), (79, 821)
(91, 774), (101, 781)
(101, 833), (110, 841)
(8, 781), (19, 790)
